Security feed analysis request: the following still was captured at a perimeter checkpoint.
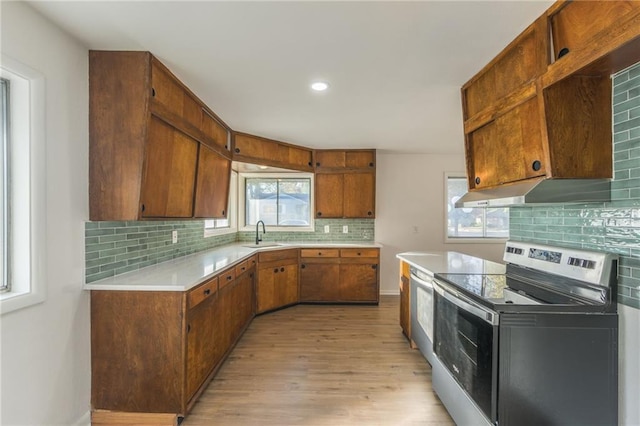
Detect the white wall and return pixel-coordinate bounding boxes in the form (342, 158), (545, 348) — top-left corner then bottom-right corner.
(375, 153), (505, 294)
(0, 3), (90, 425)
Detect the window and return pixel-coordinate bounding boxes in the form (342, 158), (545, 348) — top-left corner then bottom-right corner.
(0, 55), (46, 314)
(1, 78), (8, 292)
(204, 171), (238, 236)
(240, 173), (313, 230)
(446, 174), (509, 240)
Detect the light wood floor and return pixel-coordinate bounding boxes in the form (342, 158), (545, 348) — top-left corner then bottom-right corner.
(183, 296), (454, 426)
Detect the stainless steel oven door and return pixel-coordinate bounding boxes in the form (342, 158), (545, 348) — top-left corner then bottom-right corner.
(410, 268), (434, 362)
(433, 279), (499, 423)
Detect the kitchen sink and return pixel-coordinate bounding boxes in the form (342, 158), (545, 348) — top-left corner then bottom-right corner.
(242, 243), (283, 248)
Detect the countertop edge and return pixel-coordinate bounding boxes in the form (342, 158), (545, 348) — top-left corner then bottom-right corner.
(85, 241), (382, 292)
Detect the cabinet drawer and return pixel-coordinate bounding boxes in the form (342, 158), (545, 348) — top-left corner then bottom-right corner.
(258, 248), (298, 263)
(300, 248), (340, 258)
(188, 277), (218, 310)
(219, 268), (236, 289)
(235, 260), (250, 276)
(340, 248), (379, 258)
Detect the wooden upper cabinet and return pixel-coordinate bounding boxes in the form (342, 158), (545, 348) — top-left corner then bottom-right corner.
(343, 173), (375, 218)
(315, 173), (344, 218)
(315, 150), (376, 170)
(462, 16), (547, 120)
(151, 60), (201, 131)
(89, 51), (232, 220)
(201, 109), (230, 152)
(466, 96), (546, 190)
(194, 145), (231, 219)
(140, 117), (198, 218)
(460, 0), (640, 191)
(549, 1), (640, 63)
(233, 132), (313, 172)
(314, 149), (376, 218)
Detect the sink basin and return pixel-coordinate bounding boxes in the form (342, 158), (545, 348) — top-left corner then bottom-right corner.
(242, 243), (282, 248)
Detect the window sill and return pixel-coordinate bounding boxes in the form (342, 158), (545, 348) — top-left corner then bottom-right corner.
(0, 288), (45, 315)
(203, 227), (238, 238)
(240, 226), (314, 233)
(445, 237), (509, 245)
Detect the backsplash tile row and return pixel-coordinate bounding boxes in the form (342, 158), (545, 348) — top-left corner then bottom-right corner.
(237, 219), (375, 243)
(510, 61), (640, 309)
(85, 218), (374, 283)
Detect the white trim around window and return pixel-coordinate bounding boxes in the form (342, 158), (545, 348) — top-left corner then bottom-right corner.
(0, 55), (47, 315)
(238, 172), (314, 232)
(443, 172), (509, 244)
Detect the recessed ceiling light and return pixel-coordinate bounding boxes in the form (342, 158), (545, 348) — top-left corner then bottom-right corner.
(311, 81), (329, 92)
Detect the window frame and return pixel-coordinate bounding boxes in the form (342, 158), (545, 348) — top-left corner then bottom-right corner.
(1, 77), (9, 293)
(0, 55), (47, 315)
(238, 172), (314, 232)
(444, 172), (509, 244)
(203, 170), (238, 237)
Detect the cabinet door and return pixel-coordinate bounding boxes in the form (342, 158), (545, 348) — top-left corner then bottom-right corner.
(257, 263), (298, 313)
(315, 173), (344, 218)
(400, 275), (410, 339)
(467, 97), (546, 189)
(193, 145), (231, 218)
(151, 61), (201, 130)
(300, 262), (340, 302)
(346, 151), (375, 169)
(343, 173), (375, 218)
(201, 109), (230, 151)
(140, 117), (198, 218)
(186, 294), (217, 400)
(339, 263), (379, 302)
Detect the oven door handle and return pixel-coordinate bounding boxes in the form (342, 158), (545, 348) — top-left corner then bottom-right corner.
(410, 273), (433, 289)
(433, 280), (498, 326)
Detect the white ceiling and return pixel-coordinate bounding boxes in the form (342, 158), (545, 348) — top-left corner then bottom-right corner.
(29, 0), (552, 154)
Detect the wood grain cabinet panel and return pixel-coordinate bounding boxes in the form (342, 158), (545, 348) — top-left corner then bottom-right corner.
(299, 248), (380, 304)
(140, 117), (198, 218)
(315, 173), (344, 218)
(89, 50), (232, 221)
(91, 261), (256, 417)
(399, 261), (410, 340)
(256, 249), (300, 313)
(233, 132), (313, 172)
(314, 149), (376, 219)
(194, 145), (231, 219)
(550, 1), (640, 63)
(467, 97), (546, 189)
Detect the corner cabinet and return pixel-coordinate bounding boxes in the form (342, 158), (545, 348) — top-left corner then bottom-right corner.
(89, 51), (232, 220)
(256, 249), (300, 313)
(232, 132), (314, 172)
(299, 248), (379, 304)
(314, 150), (376, 219)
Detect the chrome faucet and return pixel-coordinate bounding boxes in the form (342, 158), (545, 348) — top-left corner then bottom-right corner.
(255, 220), (266, 245)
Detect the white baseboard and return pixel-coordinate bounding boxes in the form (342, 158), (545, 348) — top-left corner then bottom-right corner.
(380, 290), (400, 296)
(73, 410), (91, 426)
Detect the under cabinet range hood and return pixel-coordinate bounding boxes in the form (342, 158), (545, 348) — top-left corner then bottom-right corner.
(455, 178), (611, 208)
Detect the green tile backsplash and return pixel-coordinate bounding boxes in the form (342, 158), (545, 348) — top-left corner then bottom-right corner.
(510, 62), (640, 309)
(85, 218), (374, 283)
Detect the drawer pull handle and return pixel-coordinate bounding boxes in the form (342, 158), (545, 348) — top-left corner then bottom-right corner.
(227, 275), (232, 281)
(280, 267), (285, 272)
(204, 289), (211, 295)
(318, 252), (322, 256)
(357, 252), (361, 256)
(301, 264), (306, 269)
(274, 268), (279, 273)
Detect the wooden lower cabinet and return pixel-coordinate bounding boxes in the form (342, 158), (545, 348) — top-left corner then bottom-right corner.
(399, 261), (410, 339)
(256, 261), (299, 313)
(300, 248), (380, 303)
(91, 264), (255, 417)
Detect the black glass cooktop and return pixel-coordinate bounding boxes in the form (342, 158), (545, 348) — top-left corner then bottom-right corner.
(436, 273), (507, 300)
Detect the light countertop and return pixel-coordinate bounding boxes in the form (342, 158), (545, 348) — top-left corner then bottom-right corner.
(85, 241), (382, 292)
(396, 251), (505, 276)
